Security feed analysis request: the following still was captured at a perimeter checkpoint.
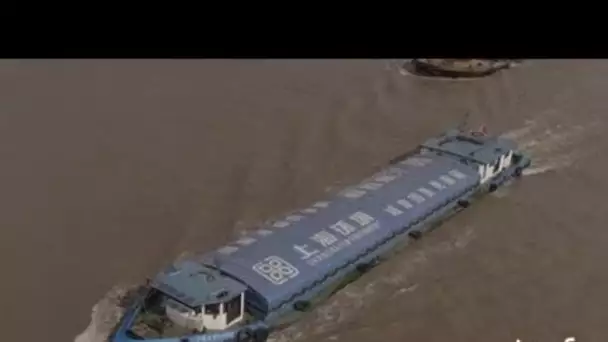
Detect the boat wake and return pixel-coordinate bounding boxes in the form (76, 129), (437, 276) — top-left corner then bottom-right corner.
(501, 113), (603, 176)
(267, 227), (477, 342)
(73, 284), (140, 342)
(72, 251), (199, 342)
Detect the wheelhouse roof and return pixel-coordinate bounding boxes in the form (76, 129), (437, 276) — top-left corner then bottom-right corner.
(150, 260), (247, 307)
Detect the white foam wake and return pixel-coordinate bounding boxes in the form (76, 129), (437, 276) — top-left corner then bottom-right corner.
(501, 113), (602, 176)
(73, 284), (139, 342)
(522, 153), (580, 176)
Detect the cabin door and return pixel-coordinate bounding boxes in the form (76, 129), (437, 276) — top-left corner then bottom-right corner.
(224, 293), (244, 327)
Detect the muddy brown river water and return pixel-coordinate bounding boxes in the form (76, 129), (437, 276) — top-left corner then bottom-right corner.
(1, 59), (607, 342)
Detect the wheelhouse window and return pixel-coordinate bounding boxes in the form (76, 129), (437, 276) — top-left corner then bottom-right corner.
(225, 294), (242, 324)
(205, 303), (220, 317)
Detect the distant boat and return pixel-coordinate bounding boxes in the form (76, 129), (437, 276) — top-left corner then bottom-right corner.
(404, 59), (519, 78)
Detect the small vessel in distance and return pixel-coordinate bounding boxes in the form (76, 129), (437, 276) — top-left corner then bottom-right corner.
(404, 59), (520, 78)
(111, 125), (532, 342)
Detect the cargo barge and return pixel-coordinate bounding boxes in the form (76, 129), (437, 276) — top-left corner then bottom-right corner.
(111, 126), (531, 342)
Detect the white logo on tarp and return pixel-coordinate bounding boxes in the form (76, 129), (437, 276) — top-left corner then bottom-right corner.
(252, 256), (300, 285)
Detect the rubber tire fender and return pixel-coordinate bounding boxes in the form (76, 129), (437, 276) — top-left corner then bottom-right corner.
(408, 230), (422, 240)
(254, 327), (270, 342)
(514, 167), (523, 178)
(235, 328), (255, 342)
(293, 300), (311, 312)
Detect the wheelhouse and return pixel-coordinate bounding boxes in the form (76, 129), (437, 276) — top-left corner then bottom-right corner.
(131, 260), (249, 338)
(162, 289), (245, 331)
